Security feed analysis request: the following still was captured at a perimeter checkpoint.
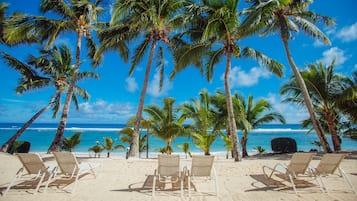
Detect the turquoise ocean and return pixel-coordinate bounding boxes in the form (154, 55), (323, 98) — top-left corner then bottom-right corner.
(0, 123), (356, 157)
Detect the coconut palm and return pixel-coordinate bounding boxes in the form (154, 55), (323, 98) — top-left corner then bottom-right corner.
(4, 0), (104, 152)
(124, 117), (152, 158)
(99, 136), (125, 158)
(179, 89), (222, 155)
(0, 45), (98, 152)
(0, 2), (9, 43)
(144, 98), (185, 155)
(62, 132), (82, 152)
(281, 60), (354, 151)
(88, 144), (104, 158)
(242, 0), (335, 152)
(221, 135), (232, 159)
(172, 0), (283, 161)
(105, 0), (188, 158)
(177, 142), (191, 158)
(238, 95), (286, 157)
(118, 127), (148, 158)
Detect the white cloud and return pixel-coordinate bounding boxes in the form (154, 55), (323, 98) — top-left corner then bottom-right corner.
(320, 47), (348, 66)
(222, 66), (271, 88)
(125, 77), (138, 92)
(147, 70), (173, 97)
(336, 22), (357, 42)
(266, 93), (308, 124)
(74, 100), (135, 123)
(313, 39), (324, 47)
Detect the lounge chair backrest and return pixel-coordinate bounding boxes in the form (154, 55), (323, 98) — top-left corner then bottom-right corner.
(316, 154), (345, 175)
(158, 155), (180, 177)
(191, 155), (214, 177)
(17, 153), (47, 174)
(287, 153), (314, 175)
(53, 152), (79, 175)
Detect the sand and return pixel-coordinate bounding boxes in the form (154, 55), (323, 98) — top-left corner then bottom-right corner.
(0, 152), (356, 201)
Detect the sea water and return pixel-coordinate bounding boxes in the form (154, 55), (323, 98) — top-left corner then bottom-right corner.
(0, 123), (356, 157)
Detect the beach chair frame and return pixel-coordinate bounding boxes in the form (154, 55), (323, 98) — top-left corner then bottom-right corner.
(262, 152), (315, 194)
(187, 155), (217, 197)
(310, 153), (357, 194)
(3, 153), (56, 196)
(152, 155), (183, 198)
(52, 152), (99, 193)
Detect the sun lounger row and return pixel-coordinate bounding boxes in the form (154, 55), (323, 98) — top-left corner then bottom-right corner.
(262, 153), (357, 194)
(3, 152), (99, 196)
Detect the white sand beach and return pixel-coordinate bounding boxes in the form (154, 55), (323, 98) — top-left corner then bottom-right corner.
(0, 152), (357, 201)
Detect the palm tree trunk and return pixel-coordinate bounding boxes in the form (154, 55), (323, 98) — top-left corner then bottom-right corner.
(48, 30), (83, 153)
(0, 91), (60, 152)
(241, 133), (248, 158)
(325, 112), (341, 151)
(282, 39), (332, 153)
(146, 129), (149, 159)
(225, 47), (241, 161)
(131, 39), (157, 158)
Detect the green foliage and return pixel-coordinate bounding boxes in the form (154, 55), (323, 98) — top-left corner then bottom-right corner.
(254, 146), (266, 155)
(144, 98), (185, 155)
(88, 144), (104, 158)
(62, 132), (81, 152)
(98, 136), (125, 158)
(177, 142), (191, 158)
(221, 135), (232, 159)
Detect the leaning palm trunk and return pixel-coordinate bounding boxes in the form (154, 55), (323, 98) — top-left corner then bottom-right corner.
(131, 40), (157, 158)
(282, 39), (332, 153)
(324, 111), (341, 151)
(0, 91), (60, 152)
(225, 48), (241, 161)
(47, 30), (83, 153)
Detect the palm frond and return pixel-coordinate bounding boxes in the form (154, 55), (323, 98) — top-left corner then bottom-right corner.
(241, 47), (283, 77)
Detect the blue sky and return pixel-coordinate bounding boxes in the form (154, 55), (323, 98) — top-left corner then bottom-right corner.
(0, 0), (356, 124)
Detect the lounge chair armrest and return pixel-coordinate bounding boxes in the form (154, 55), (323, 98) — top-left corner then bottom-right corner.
(263, 163), (287, 178)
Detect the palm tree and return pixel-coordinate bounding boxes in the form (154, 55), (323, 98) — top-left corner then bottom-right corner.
(172, 0), (283, 161)
(177, 142), (191, 158)
(238, 95), (285, 157)
(144, 98), (185, 155)
(281, 60), (353, 151)
(221, 135), (232, 159)
(88, 144), (104, 158)
(4, 0), (104, 152)
(118, 127), (148, 158)
(123, 117), (152, 158)
(0, 2), (9, 43)
(0, 45), (98, 152)
(105, 0), (188, 158)
(62, 132), (82, 152)
(179, 89), (221, 155)
(242, 0), (335, 152)
(99, 136), (125, 158)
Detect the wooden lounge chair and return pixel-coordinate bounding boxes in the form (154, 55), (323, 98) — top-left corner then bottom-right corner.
(187, 155), (217, 197)
(3, 153), (56, 196)
(52, 152), (99, 193)
(309, 153), (357, 194)
(262, 152), (315, 194)
(152, 155), (183, 198)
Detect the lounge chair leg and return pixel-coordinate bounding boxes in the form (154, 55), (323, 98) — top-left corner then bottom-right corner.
(339, 168), (357, 194)
(152, 174), (157, 197)
(188, 175), (191, 198)
(34, 174), (46, 195)
(288, 175), (297, 194)
(3, 169), (24, 196)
